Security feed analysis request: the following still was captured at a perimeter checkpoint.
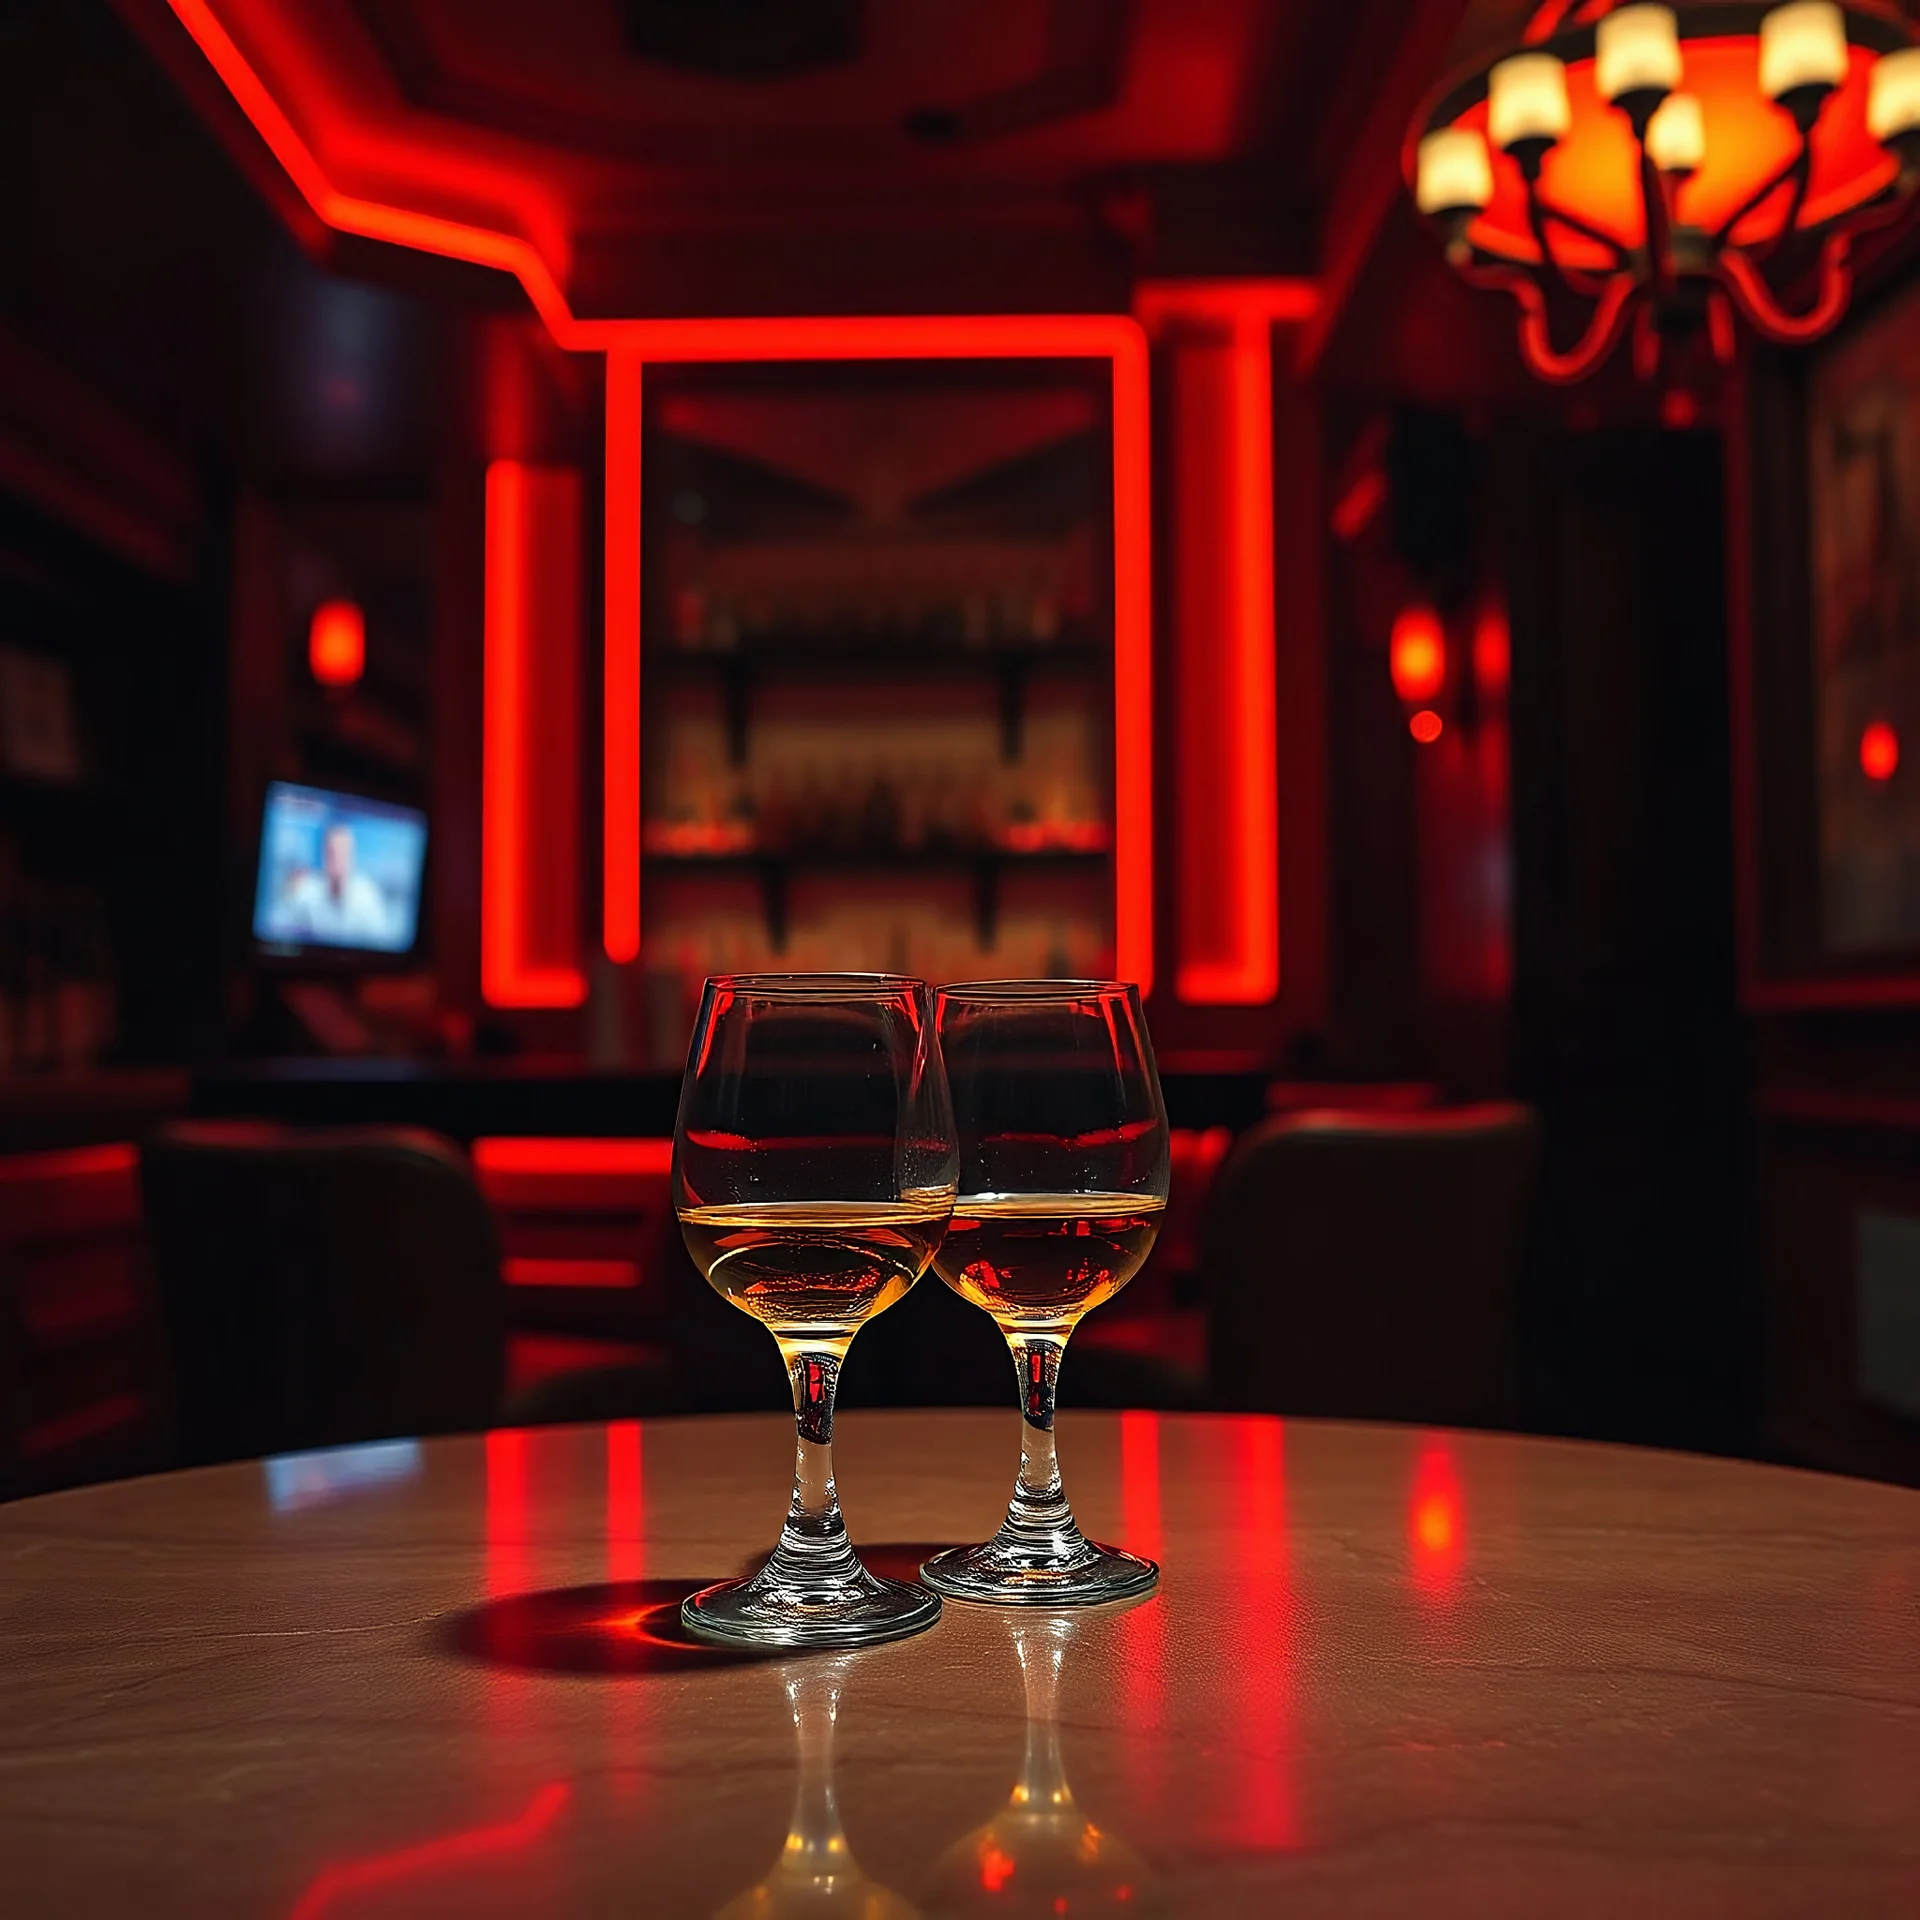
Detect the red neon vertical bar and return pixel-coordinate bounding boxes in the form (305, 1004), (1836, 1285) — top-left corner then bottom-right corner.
(1229, 312), (1279, 998)
(483, 460), (586, 1008)
(1111, 331), (1155, 997)
(1172, 304), (1279, 1004)
(482, 460), (526, 1010)
(606, 1420), (644, 1585)
(603, 349), (643, 963)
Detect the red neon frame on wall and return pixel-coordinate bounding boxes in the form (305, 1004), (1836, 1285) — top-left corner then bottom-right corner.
(162, 3), (1155, 994)
(1137, 281), (1316, 1006)
(597, 317), (1154, 993)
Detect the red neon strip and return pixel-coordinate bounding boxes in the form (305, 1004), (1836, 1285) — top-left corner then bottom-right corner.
(482, 461), (585, 1009)
(162, 3), (575, 337)
(1163, 293), (1281, 1005)
(164, 8), (1156, 992)
(1134, 278), (1320, 329)
(603, 348), (643, 964)
(472, 1136), (674, 1177)
(288, 1782), (570, 1920)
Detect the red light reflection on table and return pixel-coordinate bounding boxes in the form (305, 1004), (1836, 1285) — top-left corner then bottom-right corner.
(1119, 1411), (1163, 1565)
(288, 1781), (569, 1920)
(1409, 1438), (1466, 1596)
(1118, 1411), (1169, 1811)
(485, 1428), (530, 1599)
(606, 1421), (644, 1586)
(1225, 1416), (1299, 1850)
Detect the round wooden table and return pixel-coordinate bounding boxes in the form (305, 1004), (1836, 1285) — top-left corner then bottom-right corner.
(1, 1410), (1915, 1915)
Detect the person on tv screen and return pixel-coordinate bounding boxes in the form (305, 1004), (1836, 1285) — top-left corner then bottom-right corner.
(277, 821), (392, 944)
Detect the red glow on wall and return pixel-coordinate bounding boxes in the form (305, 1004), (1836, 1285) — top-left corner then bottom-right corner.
(1409, 708), (1444, 744)
(1409, 1438), (1465, 1595)
(1472, 601), (1510, 700)
(483, 459), (585, 1010)
(307, 599), (364, 687)
(1330, 464), (1386, 541)
(1152, 284), (1285, 1005)
(1861, 720), (1900, 782)
(288, 1783), (570, 1920)
(1390, 606), (1447, 706)
(599, 316), (1155, 995)
(607, 1419), (644, 1586)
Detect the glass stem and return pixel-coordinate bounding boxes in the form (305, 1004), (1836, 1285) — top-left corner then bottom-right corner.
(1001, 1331), (1084, 1549)
(767, 1343), (862, 1588)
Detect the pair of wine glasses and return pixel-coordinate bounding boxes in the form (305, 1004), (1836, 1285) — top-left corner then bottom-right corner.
(674, 973), (1169, 1650)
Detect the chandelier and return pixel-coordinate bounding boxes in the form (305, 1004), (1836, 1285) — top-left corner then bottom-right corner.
(1408, 2), (1920, 380)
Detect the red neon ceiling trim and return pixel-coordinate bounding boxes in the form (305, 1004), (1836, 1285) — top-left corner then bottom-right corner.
(600, 315), (1155, 996)
(165, 1), (1154, 996)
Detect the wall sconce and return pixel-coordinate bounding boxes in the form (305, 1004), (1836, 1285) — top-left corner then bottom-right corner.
(308, 599), (365, 687)
(1391, 604), (1448, 742)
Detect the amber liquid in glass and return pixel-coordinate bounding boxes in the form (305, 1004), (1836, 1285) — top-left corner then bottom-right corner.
(933, 1192), (1165, 1332)
(680, 1199), (950, 1341)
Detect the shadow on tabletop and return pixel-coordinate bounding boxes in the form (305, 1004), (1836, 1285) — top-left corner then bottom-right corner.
(440, 1579), (771, 1674)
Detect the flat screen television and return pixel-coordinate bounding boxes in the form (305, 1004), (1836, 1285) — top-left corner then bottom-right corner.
(253, 781), (427, 959)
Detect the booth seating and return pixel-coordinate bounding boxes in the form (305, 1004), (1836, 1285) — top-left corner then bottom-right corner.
(0, 1144), (168, 1498)
(1204, 1103), (1539, 1429)
(141, 1122), (508, 1465)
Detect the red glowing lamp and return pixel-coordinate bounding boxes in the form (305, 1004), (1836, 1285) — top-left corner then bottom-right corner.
(1391, 606), (1449, 705)
(308, 599), (365, 687)
(1409, 3), (1920, 380)
(1409, 708), (1446, 744)
(1861, 718), (1900, 779)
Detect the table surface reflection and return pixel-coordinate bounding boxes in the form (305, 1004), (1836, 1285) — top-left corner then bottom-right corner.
(0, 1411), (1915, 1916)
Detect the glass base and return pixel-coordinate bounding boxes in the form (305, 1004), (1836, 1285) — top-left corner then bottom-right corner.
(921, 1536), (1159, 1607)
(680, 1565), (941, 1651)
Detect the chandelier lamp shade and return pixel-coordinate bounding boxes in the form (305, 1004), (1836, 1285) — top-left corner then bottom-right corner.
(1408, 2), (1920, 380)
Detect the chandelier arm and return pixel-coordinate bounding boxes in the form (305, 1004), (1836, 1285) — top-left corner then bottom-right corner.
(1639, 145), (1677, 298)
(1529, 190), (1630, 303)
(1533, 198), (1633, 266)
(1713, 144), (1808, 250)
(1462, 259), (1636, 380)
(1745, 144), (1815, 267)
(1717, 233), (1853, 343)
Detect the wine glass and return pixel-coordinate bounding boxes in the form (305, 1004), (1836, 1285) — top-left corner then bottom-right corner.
(674, 973), (957, 1649)
(920, 980), (1170, 1606)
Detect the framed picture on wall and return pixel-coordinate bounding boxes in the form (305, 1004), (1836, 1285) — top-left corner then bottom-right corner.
(1741, 263), (1920, 1005)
